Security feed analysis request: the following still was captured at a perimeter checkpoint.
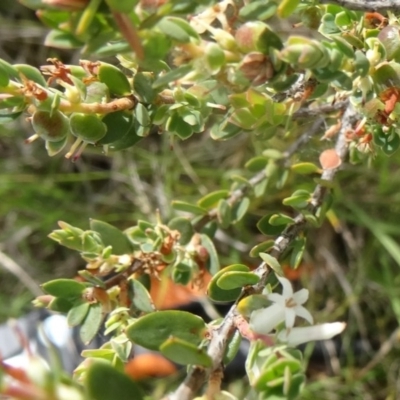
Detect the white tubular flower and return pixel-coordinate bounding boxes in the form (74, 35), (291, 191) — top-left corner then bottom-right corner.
(277, 322), (346, 346)
(250, 276), (313, 335)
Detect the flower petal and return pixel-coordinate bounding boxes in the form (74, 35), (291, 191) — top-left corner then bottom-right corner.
(250, 304), (286, 335)
(284, 307), (296, 329)
(277, 322), (346, 346)
(294, 305), (314, 325)
(292, 288), (309, 305)
(267, 293), (285, 305)
(277, 276), (293, 298)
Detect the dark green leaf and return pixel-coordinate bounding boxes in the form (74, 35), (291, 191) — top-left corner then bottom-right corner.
(207, 264), (249, 303)
(126, 310), (206, 350)
(42, 279), (87, 299)
(129, 279), (155, 313)
(98, 111), (133, 145)
(168, 217), (194, 245)
(90, 219), (132, 255)
(257, 214), (285, 236)
(86, 362), (144, 400)
(67, 301), (89, 327)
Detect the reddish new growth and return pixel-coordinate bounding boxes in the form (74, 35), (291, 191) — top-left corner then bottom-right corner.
(364, 12), (388, 29)
(41, 58), (73, 85)
(20, 75), (47, 101)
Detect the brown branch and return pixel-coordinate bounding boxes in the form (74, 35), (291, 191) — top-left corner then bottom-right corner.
(112, 11), (144, 60)
(318, 0), (400, 12)
(58, 96), (137, 114)
(292, 101), (348, 120)
(169, 103), (358, 400)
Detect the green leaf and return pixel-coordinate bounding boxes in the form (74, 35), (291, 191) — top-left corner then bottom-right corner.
(217, 199), (232, 229)
(239, 0), (277, 21)
(245, 156), (269, 172)
(0, 110), (23, 124)
(0, 63), (9, 87)
(42, 279), (87, 299)
(232, 197), (250, 223)
(249, 240), (275, 258)
(217, 271), (260, 290)
(78, 270), (106, 288)
(205, 43), (225, 72)
(70, 113), (107, 143)
(0, 59), (19, 81)
(257, 214), (285, 236)
(129, 278), (155, 313)
(135, 103), (151, 127)
(282, 190), (311, 209)
(223, 330), (242, 365)
(32, 110), (69, 142)
(290, 237), (306, 269)
(172, 200), (207, 215)
(153, 64), (192, 88)
(67, 301), (90, 327)
(90, 219), (132, 255)
(86, 362), (144, 400)
(14, 64), (47, 86)
(109, 121), (143, 151)
(49, 297), (74, 313)
(126, 310), (206, 350)
(269, 213), (295, 226)
(198, 190), (229, 209)
(80, 303), (103, 344)
(259, 253), (284, 276)
(278, 0), (300, 18)
(98, 62), (131, 97)
(44, 29), (83, 49)
(207, 264), (249, 303)
(158, 17), (199, 43)
(160, 337), (212, 367)
(291, 162), (320, 174)
(168, 217), (194, 245)
(200, 233), (220, 275)
(133, 72), (155, 103)
(98, 111), (133, 145)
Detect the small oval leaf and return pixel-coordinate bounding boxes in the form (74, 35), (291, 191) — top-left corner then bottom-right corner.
(126, 310), (206, 351)
(90, 219), (132, 255)
(160, 337), (212, 367)
(217, 271), (260, 290)
(80, 303), (103, 344)
(259, 253), (284, 276)
(42, 279), (87, 299)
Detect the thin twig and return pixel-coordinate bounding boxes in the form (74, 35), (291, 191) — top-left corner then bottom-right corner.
(319, 247), (372, 353)
(292, 101), (348, 120)
(0, 250), (42, 296)
(357, 327), (400, 379)
(318, 0), (400, 12)
(168, 104), (358, 400)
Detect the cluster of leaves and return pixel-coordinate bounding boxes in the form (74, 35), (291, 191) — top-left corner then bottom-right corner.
(3, 0), (400, 399)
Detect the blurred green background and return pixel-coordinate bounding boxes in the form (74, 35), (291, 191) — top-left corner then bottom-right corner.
(1, 1), (400, 399)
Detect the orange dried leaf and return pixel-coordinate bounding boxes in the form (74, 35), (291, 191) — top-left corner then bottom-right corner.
(319, 148), (341, 170)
